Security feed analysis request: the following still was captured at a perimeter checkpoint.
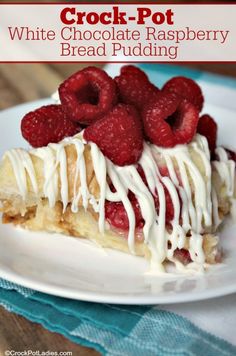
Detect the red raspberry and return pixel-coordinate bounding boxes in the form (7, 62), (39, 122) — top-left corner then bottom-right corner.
(154, 185), (175, 223)
(105, 198), (144, 230)
(105, 186), (176, 231)
(105, 163), (179, 231)
(59, 66), (117, 125)
(163, 76), (204, 112)
(137, 165), (176, 223)
(174, 248), (192, 265)
(224, 148), (236, 162)
(142, 92), (199, 148)
(83, 104), (143, 166)
(158, 165), (170, 178)
(115, 67), (159, 111)
(197, 114), (218, 154)
(137, 165), (148, 186)
(21, 105), (81, 148)
(120, 65), (148, 80)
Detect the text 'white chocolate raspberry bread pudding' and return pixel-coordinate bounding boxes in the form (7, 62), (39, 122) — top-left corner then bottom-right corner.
(0, 65), (235, 273)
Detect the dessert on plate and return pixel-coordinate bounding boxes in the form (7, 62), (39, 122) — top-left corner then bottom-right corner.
(0, 65), (235, 272)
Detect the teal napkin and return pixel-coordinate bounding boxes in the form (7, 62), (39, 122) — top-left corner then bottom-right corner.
(0, 278), (235, 356)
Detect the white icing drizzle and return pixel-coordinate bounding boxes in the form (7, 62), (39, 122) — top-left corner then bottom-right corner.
(32, 146), (58, 208)
(106, 160), (136, 253)
(5, 148), (38, 199)
(213, 147), (235, 197)
(53, 143), (69, 212)
(211, 187), (221, 228)
(189, 233), (205, 264)
(90, 143), (107, 234)
(3, 133), (236, 272)
(70, 138), (89, 213)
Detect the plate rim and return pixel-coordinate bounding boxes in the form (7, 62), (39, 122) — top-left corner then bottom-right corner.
(1, 267), (236, 305)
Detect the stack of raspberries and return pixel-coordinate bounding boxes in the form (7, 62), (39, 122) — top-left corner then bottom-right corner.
(21, 65), (217, 167)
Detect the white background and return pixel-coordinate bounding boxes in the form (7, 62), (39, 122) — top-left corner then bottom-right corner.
(0, 4), (235, 62)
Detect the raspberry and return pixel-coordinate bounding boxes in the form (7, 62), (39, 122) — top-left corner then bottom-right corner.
(162, 76), (204, 112)
(120, 65), (148, 80)
(115, 67), (159, 110)
(21, 105), (81, 148)
(137, 165), (148, 186)
(138, 165), (176, 223)
(84, 104), (143, 166)
(105, 197), (144, 230)
(142, 92), (199, 148)
(224, 148), (236, 162)
(59, 66), (117, 125)
(158, 165), (170, 178)
(154, 185), (175, 223)
(105, 163), (179, 231)
(173, 248), (192, 265)
(105, 185), (176, 231)
(197, 114), (217, 154)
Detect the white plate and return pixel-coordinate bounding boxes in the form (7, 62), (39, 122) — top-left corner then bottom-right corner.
(1, 71), (236, 304)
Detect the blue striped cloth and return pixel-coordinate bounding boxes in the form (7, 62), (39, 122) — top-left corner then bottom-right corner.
(0, 278), (235, 356)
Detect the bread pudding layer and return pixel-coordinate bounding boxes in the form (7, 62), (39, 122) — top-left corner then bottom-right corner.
(1, 199), (220, 268)
(0, 133), (235, 272)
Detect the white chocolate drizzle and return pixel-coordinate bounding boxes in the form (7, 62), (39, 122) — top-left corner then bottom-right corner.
(213, 147), (235, 197)
(3, 133), (236, 272)
(5, 148), (38, 199)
